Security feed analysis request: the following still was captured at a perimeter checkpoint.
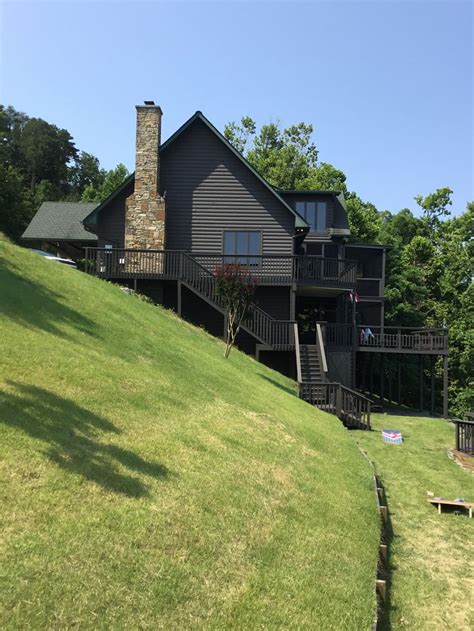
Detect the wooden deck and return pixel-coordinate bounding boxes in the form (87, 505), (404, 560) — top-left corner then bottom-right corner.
(322, 323), (448, 355)
(84, 248), (358, 289)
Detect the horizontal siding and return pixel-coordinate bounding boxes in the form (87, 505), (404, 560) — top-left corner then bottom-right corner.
(160, 119), (294, 255)
(255, 286), (291, 320)
(97, 179), (134, 247)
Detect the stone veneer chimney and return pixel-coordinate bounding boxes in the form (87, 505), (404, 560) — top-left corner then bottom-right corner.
(125, 101), (166, 249)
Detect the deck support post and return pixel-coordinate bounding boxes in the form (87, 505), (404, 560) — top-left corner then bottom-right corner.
(419, 355), (424, 412)
(388, 356), (392, 403)
(443, 355), (449, 419)
(380, 354), (385, 409)
(133, 278), (137, 292)
(369, 353), (374, 398)
(177, 280), (182, 316)
(430, 355), (435, 417)
(397, 354), (401, 406)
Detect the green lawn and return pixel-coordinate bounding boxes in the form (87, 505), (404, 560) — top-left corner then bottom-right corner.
(0, 240), (380, 629)
(356, 414), (474, 630)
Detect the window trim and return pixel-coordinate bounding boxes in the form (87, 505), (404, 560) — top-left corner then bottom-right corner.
(222, 230), (263, 267)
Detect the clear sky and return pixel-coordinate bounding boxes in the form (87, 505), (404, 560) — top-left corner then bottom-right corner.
(1, 0), (472, 215)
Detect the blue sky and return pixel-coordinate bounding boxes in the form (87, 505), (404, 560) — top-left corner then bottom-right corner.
(1, 0), (472, 215)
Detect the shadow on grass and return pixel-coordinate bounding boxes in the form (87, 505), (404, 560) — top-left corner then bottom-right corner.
(0, 382), (169, 497)
(257, 373), (298, 397)
(0, 257), (99, 341)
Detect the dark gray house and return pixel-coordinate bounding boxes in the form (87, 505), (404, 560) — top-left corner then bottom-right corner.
(23, 102), (449, 426)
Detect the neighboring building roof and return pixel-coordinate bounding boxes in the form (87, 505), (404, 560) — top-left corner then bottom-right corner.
(22, 202), (98, 242)
(83, 111), (310, 231)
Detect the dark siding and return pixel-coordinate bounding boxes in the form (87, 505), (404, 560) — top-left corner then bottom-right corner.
(255, 286), (291, 320)
(160, 119), (295, 255)
(97, 179), (134, 247)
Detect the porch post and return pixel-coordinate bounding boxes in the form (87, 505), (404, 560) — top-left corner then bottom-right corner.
(443, 355), (449, 419)
(380, 354), (385, 408)
(430, 355), (435, 417)
(397, 354), (401, 406)
(419, 355), (424, 412)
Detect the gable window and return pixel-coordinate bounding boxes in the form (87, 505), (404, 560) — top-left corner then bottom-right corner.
(295, 201), (327, 233)
(223, 230), (262, 265)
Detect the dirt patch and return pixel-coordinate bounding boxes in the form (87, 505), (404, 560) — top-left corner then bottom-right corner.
(448, 449), (474, 474)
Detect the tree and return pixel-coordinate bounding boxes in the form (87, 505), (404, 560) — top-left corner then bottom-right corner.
(225, 117), (319, 189)
(71, 151), (105, 195)
(0, 104), (110, 239)
(415, 187), (453, 230)
(19, 117), (78, 192)
(81, 163), (129, 203)
(215, 264), (256, 357)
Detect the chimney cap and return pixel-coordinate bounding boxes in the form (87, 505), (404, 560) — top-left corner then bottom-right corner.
(144, 100), (155, 106)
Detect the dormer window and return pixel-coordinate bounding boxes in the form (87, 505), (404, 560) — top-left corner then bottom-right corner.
(295, 201), (327, 233)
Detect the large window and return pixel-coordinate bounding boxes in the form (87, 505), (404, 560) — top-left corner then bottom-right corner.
(295, 201), (327, 232)
(223, 230), (262, 265)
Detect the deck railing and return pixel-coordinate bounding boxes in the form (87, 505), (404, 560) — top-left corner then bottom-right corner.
(454, 418), (474, 455)
(358, 325), (448, 353)
(84, 248), (358, 288)
(84, 248), (295, 350)
(298, 381), (371, 430)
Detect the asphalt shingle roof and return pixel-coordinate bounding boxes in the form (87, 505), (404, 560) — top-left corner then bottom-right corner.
(22, 202), (98, 241)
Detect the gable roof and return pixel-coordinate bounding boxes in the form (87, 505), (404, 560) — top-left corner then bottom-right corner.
(22, 202), (98, 241)
(83, 111), (309, 231)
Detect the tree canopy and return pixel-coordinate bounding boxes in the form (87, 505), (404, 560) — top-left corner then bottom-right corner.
(0, 105), (128, 239)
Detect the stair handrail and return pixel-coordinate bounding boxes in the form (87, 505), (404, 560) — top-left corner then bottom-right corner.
(294, 323), (302, 383)
(181, 252), (294, 348)
(316, 322), (329, 381)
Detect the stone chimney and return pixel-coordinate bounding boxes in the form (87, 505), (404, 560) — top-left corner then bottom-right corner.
(125, 101), (166, 249)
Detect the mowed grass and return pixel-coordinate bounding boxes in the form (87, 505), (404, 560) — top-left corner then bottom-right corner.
(356, 414), (474, 630)
(0, 241), (380, 630)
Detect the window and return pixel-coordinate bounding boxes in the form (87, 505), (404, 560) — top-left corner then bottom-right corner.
(223, 230), (261, 265)
(295, 201), (327, 232)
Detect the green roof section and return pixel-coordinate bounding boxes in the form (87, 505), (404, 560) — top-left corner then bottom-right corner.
(22, 202), (98, 242)
(83, 111), (310, 231)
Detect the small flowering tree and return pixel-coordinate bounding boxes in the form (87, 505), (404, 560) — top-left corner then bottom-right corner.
(215, 264), (256, 358)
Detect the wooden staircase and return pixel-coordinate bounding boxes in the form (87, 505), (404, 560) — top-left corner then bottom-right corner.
(299, 345), (323, 383)
(295, 323), (372, 430)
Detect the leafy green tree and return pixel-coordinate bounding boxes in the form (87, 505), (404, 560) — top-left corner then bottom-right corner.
(415, 187), (453, 230)
(81, 163), (129, 203)
(0, 165), (33, 239)
(71, 152), (105, 195)
(19, 117), (78, 191)
(0, 104), (113, 239)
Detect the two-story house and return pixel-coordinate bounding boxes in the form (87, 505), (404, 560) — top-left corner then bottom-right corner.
(22, 101), (449, 425)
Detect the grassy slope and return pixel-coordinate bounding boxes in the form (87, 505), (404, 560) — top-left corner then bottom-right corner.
(356, 414), (474, 630)
(0, 241), (379, 630)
